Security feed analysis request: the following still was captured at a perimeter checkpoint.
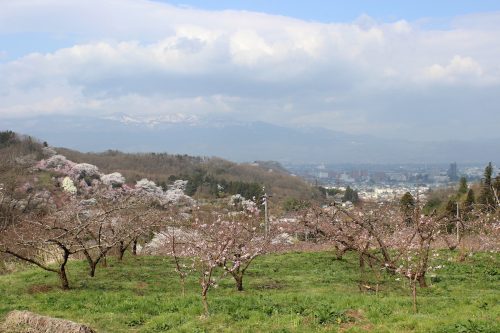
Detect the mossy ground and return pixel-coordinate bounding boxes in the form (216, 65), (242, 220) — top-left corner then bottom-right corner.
(0, 251), (498, 332)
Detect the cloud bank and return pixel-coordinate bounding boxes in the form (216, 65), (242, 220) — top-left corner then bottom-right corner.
(1, 0), (500, 140)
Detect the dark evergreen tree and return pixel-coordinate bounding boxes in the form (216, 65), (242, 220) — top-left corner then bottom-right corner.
(463, 188), (475, 214)
(400, 192), (415, 225)
(493, 175), (500, 206)
(444, 199), (457, 218)
(342, 186), (359, 204)
(478, 162), (495, 210)
(458, 176), (468, 195)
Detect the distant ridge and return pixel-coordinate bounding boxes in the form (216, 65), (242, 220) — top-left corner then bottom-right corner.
(2, 115), (499, 164)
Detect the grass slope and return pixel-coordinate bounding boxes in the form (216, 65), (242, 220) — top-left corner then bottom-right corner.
(0, 251), (498, 333)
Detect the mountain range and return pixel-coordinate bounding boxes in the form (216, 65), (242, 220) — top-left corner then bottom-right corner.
(2, 115), (498, 164)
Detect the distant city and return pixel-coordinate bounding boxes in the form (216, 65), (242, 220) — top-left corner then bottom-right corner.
(284, 162), (499, 202)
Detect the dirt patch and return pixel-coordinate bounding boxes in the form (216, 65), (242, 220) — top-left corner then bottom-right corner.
(27, 284), (54, 295)
(340, 309), (373, 332)
(134, 282), (149, 296)
(1, 310), (96, 333)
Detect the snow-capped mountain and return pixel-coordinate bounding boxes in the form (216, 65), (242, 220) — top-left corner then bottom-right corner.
(103, 113), (199, 127)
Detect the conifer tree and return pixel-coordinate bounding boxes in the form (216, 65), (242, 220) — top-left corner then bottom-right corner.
(463, 189), (475, 214)
(458, 176), (468, 195)
(400, 192), (415, 225)
(478, 162), (495, 210)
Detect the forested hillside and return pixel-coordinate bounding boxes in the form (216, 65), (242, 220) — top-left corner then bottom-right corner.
(58, 148), (320, 203)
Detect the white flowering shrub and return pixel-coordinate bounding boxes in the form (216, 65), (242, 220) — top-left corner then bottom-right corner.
(229, 194), (244, 206)
(102, 172), (125, 188)
(271, 232), (295, 245)
(62, 177), (77, 194)
(163, 188), (196, 206)
(41, 146), (57, 157)
(229, 194), (260, 215)
(71, 163), (100, 180)
(168, 180), (188, 191)
(135, 178), (163, 195)
(135, 178), (195, 206)
(45, 155), (70, 168)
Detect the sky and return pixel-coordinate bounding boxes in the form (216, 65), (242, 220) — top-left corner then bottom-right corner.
(1, 0), (500, 141)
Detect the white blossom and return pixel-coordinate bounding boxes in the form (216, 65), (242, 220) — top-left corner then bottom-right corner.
(71, 163), (100, 179)
(101, 172), (125, 187)
(168, 180), (188, 191)
(135, 178), (163, 195)
(45, 155), (69, 168)
(62, 177), (77, 194)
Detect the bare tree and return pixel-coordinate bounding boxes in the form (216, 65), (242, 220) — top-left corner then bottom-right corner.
(0, 198), (86, 289)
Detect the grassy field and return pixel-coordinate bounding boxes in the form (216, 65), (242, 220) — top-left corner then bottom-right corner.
(0, 251), (498, 333)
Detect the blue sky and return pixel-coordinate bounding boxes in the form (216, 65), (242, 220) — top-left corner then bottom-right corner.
(166, 0), (500, 22)
(1, 0), (500, 141)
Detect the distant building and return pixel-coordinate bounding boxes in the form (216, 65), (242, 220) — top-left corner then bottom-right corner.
(317, 171), (329, 179)
(433, 175), (450, 183)
(447, 162), (458, 181)
(387, 173), (407, 182)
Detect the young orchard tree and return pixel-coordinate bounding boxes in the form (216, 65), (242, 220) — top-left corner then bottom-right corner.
(75, 189), (160, 276)
(162, 224), (190, 296)
(183, 210), (234, 317)
(315, 202), (446, 312)
(0, 196), (87, 289)
(165, 199), (262, 316)
(295, 204), (351, 259)
(219, 196), (266, 291)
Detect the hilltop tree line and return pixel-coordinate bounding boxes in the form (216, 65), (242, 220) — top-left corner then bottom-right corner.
(57, 147), (319, 204)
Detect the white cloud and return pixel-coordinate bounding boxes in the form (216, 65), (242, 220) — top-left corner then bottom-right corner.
(0, 0), (499, 140)
(424, 55), (484, 83)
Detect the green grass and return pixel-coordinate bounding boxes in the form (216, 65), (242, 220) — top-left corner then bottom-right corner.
(0, 251), (499, 332)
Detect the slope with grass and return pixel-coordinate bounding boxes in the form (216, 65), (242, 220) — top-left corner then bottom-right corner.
(1, 251), (498, 333)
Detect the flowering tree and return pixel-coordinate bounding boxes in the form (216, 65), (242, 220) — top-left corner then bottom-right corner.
(157, 195), (264, 316)
(0, 195), (86, 289)
(177, 209), (234, 317)
(220, 196), (265, 291)
(74, 189), (161, 276)
(294, 202), (446, 312)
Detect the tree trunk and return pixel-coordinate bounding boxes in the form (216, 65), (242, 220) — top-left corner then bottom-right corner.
(359, 253), (365, 269)
(336, 249), (346, 260)
(83, 250), (97, 277)
(233, 274), (244, 291)
(118, 241), (126, 261)
(59, 268), (70, 290)
(89, 262), (97, 277)
(201, 288), (209, 317)
(417, 274), (427, 288)
(412, 280), (418, 313)
(132, 239), (138, 256)
(358, 253), (366, 292)
(59, 250), (70, 290)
